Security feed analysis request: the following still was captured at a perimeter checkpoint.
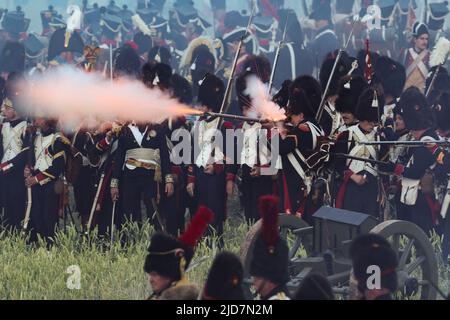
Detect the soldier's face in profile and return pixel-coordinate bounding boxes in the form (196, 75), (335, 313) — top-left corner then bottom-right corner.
(341, 112), (356, 125)
(148, 272), (172, 295)
(395, 115), (406, 132)
(415, 34), (429, 51)
(2, 106), (16, 121)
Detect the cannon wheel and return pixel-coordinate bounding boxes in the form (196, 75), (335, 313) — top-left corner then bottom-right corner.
(239, 214), (313, 297)
(370, 220), (438, 300)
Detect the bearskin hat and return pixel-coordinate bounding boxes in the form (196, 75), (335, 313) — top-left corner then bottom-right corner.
(355, 49), (380, 79)
(154, 63), (173, 90)
(148, 46), (172, 65)
(273, 80), (292, 109)
(278, 9), (304, 45)
(356, 87), (385, 122)
(235, 71), (253, 111)
(133, 32), (153, 55)
(290, 75), (322, 116)
(319, 51), (352, 98)
(335, 75), (368, 115)
(373, 56), (406, 99)
(197, 73), (225, 113)
(433, 92), (450, 131)
(191, 45), (216, 86)
(0, 41), (25, 73)
(144, 206), (214, 281)
(171, 74), (193, 104)
(202, 252), (245, 300)
(250, 196), (289, 285)
(113, 44), (141, 78)
(399, 87), (434, 130)
(242, 55), (271, 84)
(350, 234), (398, 293)
(294, 272), (334, 300)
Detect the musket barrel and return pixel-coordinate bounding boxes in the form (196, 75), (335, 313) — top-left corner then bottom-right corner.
(359, 140), (450, 146)
(205, 112), (269, 124)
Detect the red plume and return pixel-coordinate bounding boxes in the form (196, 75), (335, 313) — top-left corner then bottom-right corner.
(258, 195), (279, 247)
(178, 206), (214, 248)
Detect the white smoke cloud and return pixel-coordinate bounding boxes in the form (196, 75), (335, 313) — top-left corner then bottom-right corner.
(18, 66), (200, 130)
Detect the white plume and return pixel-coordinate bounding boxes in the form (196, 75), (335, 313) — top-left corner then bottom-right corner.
(430, 37), (450, 68)
(132, 14), (152, 36)
(66, 5), (82, 33)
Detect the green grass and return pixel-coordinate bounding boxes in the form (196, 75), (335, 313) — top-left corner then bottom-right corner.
(0, 216), (448, 300)
(0, 220), (250, 300)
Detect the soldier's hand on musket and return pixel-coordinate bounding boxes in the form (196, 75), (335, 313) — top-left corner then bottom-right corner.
(204, 164), (214, 175)
(111, 187), (119, 201)
(165, 182), (174, 197)
(250, 166), (261, 177)
(187, 182), (195, 197)
(226, 180), (234, 196)
(24, 166), (32, 178)
(351, 174), (367, 186)
(25, 176), (38, 188)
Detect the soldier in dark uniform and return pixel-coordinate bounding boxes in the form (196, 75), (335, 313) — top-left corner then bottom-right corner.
(250, 195), (290, 300)
(158, 72), (192, 236)
(187, 74), (235, 245)
(431, 77), (450, 264)
(270, 9), (314, 90)
(110, 117), (174, 227)
(70, 127), (97, 229)
(25, 117), (67, 245)
(0, 94), (29, 230)
(335, 75), (368, 134)
(393, 87), (439, 234)
(318, 51), (353, 136)
(306, 0), (339, 70)
(373, 56), (406, 125)
(334, 87), (387, 218)
(86, 122), (122, 236)
(144, 206), (213, 300)
(274, 77), (326, 221)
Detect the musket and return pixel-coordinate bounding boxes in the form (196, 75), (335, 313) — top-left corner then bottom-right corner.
(151, 198), (166, 232)
(22, 128), (36, 232)
(301, 0), (309, 17)
(110, 200), (117, 247)
(86, 172), (106, 232)
(330, 153), (390, 167)
(267, 15), (289, 96)
(204, 112), (272, 124)
(426, 48), (450, 98)
(359, 140), (450, 147)
(316, 18), (358, 123)
(217, 5), (256, 119)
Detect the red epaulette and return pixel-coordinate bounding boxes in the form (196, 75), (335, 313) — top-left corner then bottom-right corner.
(298, 123), (310, 133)
(222, 121), (234, 130)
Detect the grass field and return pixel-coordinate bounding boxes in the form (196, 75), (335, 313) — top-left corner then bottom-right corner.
(0, 208), (449, 300)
